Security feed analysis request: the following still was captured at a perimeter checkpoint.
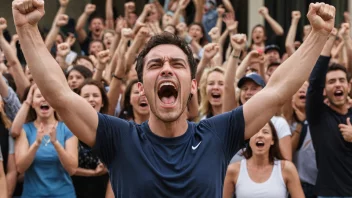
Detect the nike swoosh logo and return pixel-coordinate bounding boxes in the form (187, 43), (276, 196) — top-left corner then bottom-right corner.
(192, 141), (202, 150)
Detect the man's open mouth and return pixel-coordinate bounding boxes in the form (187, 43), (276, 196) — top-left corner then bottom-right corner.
(158, 82), (178, 105)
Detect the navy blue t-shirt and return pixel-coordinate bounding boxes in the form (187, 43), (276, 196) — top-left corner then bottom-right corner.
(93, 106), (245, 197)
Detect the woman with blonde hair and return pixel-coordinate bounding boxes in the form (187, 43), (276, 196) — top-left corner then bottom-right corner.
(198, 66), (225, 120)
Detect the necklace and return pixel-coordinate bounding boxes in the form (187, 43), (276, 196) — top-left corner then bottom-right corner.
(42, 135), (51, 146)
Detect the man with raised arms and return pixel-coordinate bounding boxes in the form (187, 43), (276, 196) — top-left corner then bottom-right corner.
(12, 0), (335, 197)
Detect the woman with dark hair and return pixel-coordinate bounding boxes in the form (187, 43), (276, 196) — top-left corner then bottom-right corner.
(12, 84), (78, 197)
(71, 79), (109, 198)
(66, 65), (93, 92)
(119, 79), (149, 124)
(223, 121), (303, 198)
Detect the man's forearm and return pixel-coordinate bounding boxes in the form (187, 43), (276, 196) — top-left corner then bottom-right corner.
(16, 25), (71, 108)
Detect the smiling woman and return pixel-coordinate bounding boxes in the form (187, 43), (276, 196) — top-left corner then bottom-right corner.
(198, 66), (225, 120)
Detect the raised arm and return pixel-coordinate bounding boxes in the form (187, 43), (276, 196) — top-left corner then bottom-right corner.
(259, 6), (284, 36)
(243, 3), (335, 139)
(222, 34), (246, 113)
(45, 14), (69, 50)
(170, 0), (190, 26)
(75, 4), (96, 43)
(193, 0), (204, 23)
(195, 43), (219, 83)
(107, 28), (133, 115)
(285, 11), (301, 57)
(13, 0), (98, 147)
(55, 42), (70, 70)
(93, 50), (110, 82)
(0, 18), (30, 100)
(105, 0), (114, 29)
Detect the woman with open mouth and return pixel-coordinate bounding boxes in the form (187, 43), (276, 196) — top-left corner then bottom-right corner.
(73, 79), (110, 198)
(119, 79), (150, 124)
(223, 121), (303, 198)
(12, 84), (78, 197)
(198, 66), (224, 120)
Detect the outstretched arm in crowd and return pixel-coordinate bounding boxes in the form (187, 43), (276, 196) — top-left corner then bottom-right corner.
(243, 3), (335, 140)
(107, 28), (132, 115)
(222, 34), (246, 113)
(105, 0), (114, 29)
(44, 0), (70, 50)
(259, 6), (284, 36)
(75, 3), (96, 43)
(13, 0), (99, 147)
(285, 11), (301, 57)
(0, 18), (30, 100)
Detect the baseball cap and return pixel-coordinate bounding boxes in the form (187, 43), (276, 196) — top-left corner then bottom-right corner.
(237, 73), (266, 88)
(264, 44), (280, 54)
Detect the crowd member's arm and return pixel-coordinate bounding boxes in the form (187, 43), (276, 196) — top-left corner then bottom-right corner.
(10, 34), (18, 55)
(235, 50), (264, 81)
(341, 23), (352, 73)
(13, 0), (99, 147)
(222, 34), (246, 113)
(153, 0), (165, 17)
(124, 2), (136, 28)
(105, 0), (114, 29)
(50, 124), (78, 175)
(306, 27), (336, 126)
(208, 27), (221, 66)
(0, 148), (8, 198)
(56, 42), (70, 70)
(258, 6), (284, 36)
(107, 28), (133, 115)
(11, 85), (35, 138)
(105, 182), (114, 198)
(222, 0), (235, 14)
(195, 43), (219, 83)
(285, 11), (301, 57)
(44, 0), (69, 50)
(0, 75), (21, 121)
(6, 137), (16, 198)
(291, 122), (303, 151)
(243, 3), (335, 140)
(170, 0), (190, 26)
(124, 27), (150, 74)
(75, 4), (96, 43)
(0, 18), (30, 100)
(222, 162), (239, 198)
(283, 161), (305, 198)
(93, 50), (110, 82)
(215, 8), (225, 31)
(193, 0), (204, 23)
(135, 4), (152, 28)
(15, 127), (42, 174)
(75, 163), (106, 177)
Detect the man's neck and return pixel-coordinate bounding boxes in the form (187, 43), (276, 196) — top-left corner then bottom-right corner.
(92, 33), (100, 40)
(148, 112), (188, 138)
(330, 103), (349, 115)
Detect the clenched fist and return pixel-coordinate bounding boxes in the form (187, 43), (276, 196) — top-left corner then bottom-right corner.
(97, 50), (110, 65)
(203, 43), (219, 61)
(56, 42), (70, 57)
(84, 4), (96, 15)
(231, 34), (247, 51)
(307, 3), (335, 36)
(292, 11), (301, 20)
(56, 14), (69, 27)
(12, 0), (45, 27)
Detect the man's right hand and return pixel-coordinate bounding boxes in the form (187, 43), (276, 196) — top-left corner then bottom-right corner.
(307, 3), (335, 36)
(12, 0), (45, 27)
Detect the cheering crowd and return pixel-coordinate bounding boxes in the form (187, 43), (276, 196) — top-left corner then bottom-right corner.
(0, 0), (351, 197)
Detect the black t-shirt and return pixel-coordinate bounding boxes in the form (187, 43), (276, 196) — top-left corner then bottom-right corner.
(307, 55), (352, 196)
(80, 32), (92, 56)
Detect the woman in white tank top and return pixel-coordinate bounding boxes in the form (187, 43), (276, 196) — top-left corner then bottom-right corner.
(223, 121), (304, 198)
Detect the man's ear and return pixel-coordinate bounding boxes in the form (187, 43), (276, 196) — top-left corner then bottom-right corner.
(138, 82), (145, 96)
(191, 79), (197, 96)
